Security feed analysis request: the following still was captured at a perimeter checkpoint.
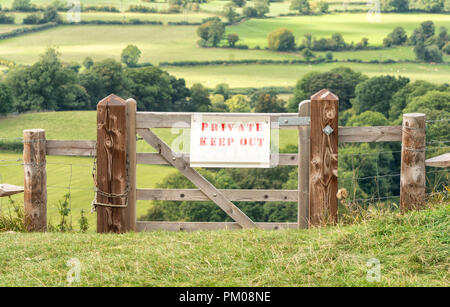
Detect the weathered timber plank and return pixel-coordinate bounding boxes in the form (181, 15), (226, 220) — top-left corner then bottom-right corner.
(298, 100), (310, 228)
(425, 153), (450, 168)
(137, 128), (257, 228)
(96, 94), (128, 233)
(0, 184), (24, 197)
(400, 113), (426, 212)
(309, 89), (339, 226)
(23, 129), (47, 232)
(137, 153), (298, 166)
(46, 140), (96, 156)
(136, 221), (297, 232)
(339, 126), (402, 143)
(137, 189), (298, 202)
(125, 98), (137, 231)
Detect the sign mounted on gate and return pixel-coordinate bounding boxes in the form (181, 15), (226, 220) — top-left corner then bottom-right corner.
(190, 115), (271, 168)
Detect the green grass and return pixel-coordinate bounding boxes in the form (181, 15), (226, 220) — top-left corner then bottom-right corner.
(165, 62), (450, 88)
(227, 13), (450, 47)
(0, 203), (448, 286)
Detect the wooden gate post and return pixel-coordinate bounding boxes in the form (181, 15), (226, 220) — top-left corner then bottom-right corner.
(23, 129), (47, 232)
(126, 98), (137, 231)
(96, 94), (135, 233)
(298, 100), (310, 228)
(400, 113), (426, 212)
(309, 89), (339, 226)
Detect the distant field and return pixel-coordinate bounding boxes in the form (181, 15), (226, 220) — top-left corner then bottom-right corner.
(0, 25), (26, 34)
(165, 62), (450, 88)
(227, 13), (450, 47)
(8, 11), (217, 24)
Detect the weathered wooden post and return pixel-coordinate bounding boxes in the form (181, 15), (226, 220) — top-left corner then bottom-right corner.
(23, 129), (47, 232)
(95, 94), (136, 233)
(309, 89), (339, 226)
(126, 98), (137, 231)
(400, 113), (426, 212)
(298, 100), (310, 228)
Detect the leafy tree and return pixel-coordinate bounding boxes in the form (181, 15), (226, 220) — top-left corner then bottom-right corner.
(388, 80), (443, 121)
(82, 57), (94, 70)
(317, 1), (329, 13)
(12, 0), (33, 11)
(0, 83), (14, 114)
(243, 6), (258, 18)
(351, 75), (409, 117)
(290, 0), (310, 14)
(0, 12), (15, 24)
(225, 94), (251, 112)
(290, 67), (367, 112)
(232, 0), (246, 7)
(226, 33), (239, 47)
(41, 6), (61, 23)
(6, 48), (89, 112)
(121, 44), (141, 67)
(381, 0), (409, 12)
(189, 83), (211, 112)
(22, 13), (40, 24)
(267, 28), (296, 51)
(213, 83), (230, 100)
(422, 0), (444, 12)
(443, 42), (450, 55)
(80, 58), (129, 109)
(347, 111), (389, 127)
(253, 91), (286, 113)
(301, 47), (314, 61)
(436, 26), (449, 49)
(223, 4), (238, 23)
(197, 19), (225, 47)
(254, 0), (270, 17)
(210, 94), (229, 112)
(383, 27), (407, 47)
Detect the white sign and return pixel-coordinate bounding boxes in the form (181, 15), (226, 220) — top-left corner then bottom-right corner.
(190, 115), (271, 168)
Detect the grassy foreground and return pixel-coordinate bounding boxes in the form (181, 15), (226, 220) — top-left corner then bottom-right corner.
(0, 203), (448, 286)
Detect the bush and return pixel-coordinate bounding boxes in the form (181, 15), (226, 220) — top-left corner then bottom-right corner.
(243, 6), (258, 18)
(127, 5), (157, 13)
(267, 28), (296, 51)
(443, 42), (450, 55)
(22, 13), (41, 24)
(83, 5), (120, 12)
(0, 12), (15, 24)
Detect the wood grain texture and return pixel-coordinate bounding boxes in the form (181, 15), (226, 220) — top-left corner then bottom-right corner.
(425, 153), (450, 168)
(309, 89), (339, 226)
(125, 98), (137, 231)
(136, 221), (297, 232)
(298, 100), (310, 228)
(23, 129), (47, 232)
(339, 126), (402, 143)
(400, 113), (426, 212)
(137, 153), (298, 166)
(96, 94), (128, 233)
(46, 140), (96, 156)
(0, 184), (24, 197)
(137, 128), (257, 229)
(137, 189), (298, 202)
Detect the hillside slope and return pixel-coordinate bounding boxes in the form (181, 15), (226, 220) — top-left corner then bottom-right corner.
(0, 204), (448, 286)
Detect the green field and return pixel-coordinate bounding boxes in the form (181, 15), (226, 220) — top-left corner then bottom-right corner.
(165, 62), (450, 88)
(227, 13), (450, 48)
(0, 203), (448, 286)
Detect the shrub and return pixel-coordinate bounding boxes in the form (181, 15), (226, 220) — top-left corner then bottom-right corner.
(267, 28), (295, 51)
(227, 33), (239, 47)
(127, 5), (157, 13)
(243, 6), (258, 18)
(22, 13), (41, 24)
(0, 12), (15, 24)
(443, 42), (450, 55)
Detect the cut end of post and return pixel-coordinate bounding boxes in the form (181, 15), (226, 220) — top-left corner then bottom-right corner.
(403, 113), (426, 119)
(311, 88), (339, 101)
(98, 94), (127, 107)
(23, 128), (45, 134)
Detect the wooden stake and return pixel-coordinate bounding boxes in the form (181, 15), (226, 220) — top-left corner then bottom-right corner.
(23, 129), (47, 232)
(400, 113), (426, 212)
(125, 98), (137, 231)
(309, 89), (339, 226)
(96, 94), (128, 233)
(298, 100), (310, 228)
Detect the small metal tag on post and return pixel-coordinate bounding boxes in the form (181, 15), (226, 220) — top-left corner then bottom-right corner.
(278, 116), (310, 127)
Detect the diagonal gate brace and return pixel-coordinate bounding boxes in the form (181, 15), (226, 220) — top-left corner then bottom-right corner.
(137, 128), (258, 229)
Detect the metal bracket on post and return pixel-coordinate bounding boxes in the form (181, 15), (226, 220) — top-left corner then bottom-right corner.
(278, 116), (310, 127)
(323, 125), (334, 136)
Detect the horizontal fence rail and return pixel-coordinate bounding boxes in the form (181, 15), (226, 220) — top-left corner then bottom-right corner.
(136, 221), (298, 232)
(137, 189), (298, 202)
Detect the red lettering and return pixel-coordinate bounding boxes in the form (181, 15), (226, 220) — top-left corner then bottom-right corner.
(201, 123), (208, 131)
(238, 124), (245, 132)
(211, 123), (218, 131)
(257, 138), (264, 146)
(219, 138), (226, 146)
(247, 123), (254, 131)
(210, 137), (216, 146)
(256, 123), (263, 132)
(200, 137), (207, 146)
(240, 138), (247, 146)
(227, 138), (234, 146)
